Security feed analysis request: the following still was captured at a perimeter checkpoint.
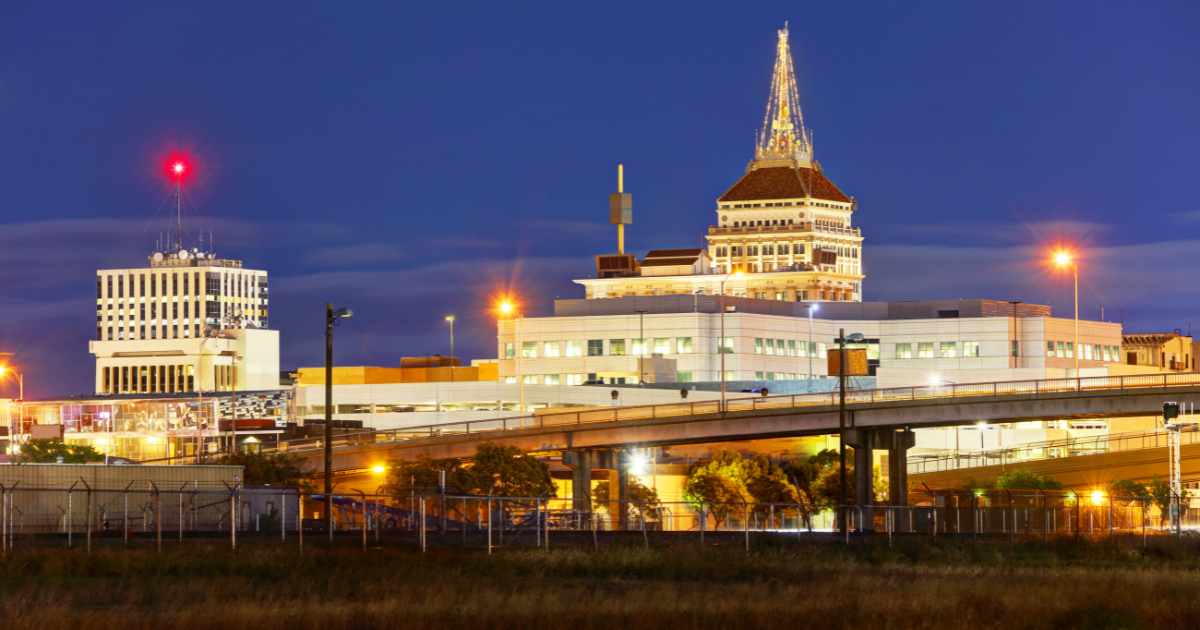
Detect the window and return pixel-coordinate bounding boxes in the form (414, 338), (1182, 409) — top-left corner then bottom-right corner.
(817, 343), (827, 358)
(542, 342), (561, 358)
(653, 338), (672, 354)
(1012, 340), (1020, 358)
(521, 342), (537, 358)
(787, 340), (797, 356)
(939, 342), (957, 358)
(610, 339), (626, 356)
(502, 376), (517, 384)
(676, 337), (694, 353)
(504, 342), (515, 359)
(565, 340), (583, 357)
(755, 371), (765, 380)
(523, 375), (540, 385)
(917, 342), (935, 359)
(963, 341), (981, 357)
(1047, 341), (1056, 357)
(565, 373), (586, 386)
(587, 339), (604, 356)
(779, 244), (790, 255)
(764, 339), (775, 355)
(631, 338), (647, 356)
(895, 343), (913, 359)
(715, 337), (734, 354)
(677, 371), (693, 382)
(754, 338), (763, 354)
(544, 374), (561, 385)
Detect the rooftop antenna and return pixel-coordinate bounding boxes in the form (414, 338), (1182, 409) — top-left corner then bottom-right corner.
(609, 162), (632, 254)
(166, 154), (191, 251)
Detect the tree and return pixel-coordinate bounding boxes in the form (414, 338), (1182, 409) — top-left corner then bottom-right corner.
(783, 449), (841, 530)
(212, 451), (314, 490)
(592, 477), (661, 520)
(18, 439), (105, 463)
(684, 450), (801, 529)
(389, 443), (554, 499)
(1148, 477), (1175, 527)
(1109, 479), (1151, 505)
(994, 469), (1062, 490)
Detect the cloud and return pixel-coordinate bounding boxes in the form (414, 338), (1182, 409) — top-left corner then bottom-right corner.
(873, 218), (1111, 246)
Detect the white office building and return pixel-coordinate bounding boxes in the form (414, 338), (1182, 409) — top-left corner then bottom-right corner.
(89, 246), (279, 395)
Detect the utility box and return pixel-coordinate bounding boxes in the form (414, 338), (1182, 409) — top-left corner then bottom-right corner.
(827, 348), (869, 376)
(609, 191), (633, 225)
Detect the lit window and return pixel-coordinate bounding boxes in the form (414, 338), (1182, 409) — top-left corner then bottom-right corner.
(565, 340), (583, 357)
(917, 343), (934, 359)
(587, 339), (604, 356)
(939, 342), (957, 358)
(523, 375), (540, 385)
(610, 339), (626, 356)
(676, 337), (694, 353)
(504, 343), (515, 359)
(787, 340), (797, 356)
(677, 371), (693, 382)
(544, 374), (561, 385)
(521, 342), (537, 358)
(542, 342), (561, 358)
(962, 341), (981, 357)
(755, 338), (763, 354)
(895, 343), (913, 359)
(631, 338), (647, 356)
(653, 338), (672, 354)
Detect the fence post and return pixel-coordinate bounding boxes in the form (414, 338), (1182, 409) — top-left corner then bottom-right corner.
(1, 485), (6, 557)
(280, 491), (287, 543)
(66, 486), (73, 549)
(151, 481), (162, 554)
(486, 497), (493, 555)
(744, 503), (750, 553)
(178, 484), (186, 543)
(123, 483), (131, 546)
(535, 499), (541, 548)
(591, 508), (599, 552)
(298, 493), (305, 552)
(85, 484), (92, 554)
(699, 504), (705, 547)
(421, 497), (428, 552)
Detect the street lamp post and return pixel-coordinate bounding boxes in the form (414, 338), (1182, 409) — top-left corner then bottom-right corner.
(0, 361), (23, 453)
(496, 299), (524, 414)
(1052, 250), (1080, 376)
(718, 271), (744, 410)
(325, 303), (353, 542)
(837, 329), (847, 533)
(444, 314), (456, 382)
(807, 303), (819, 379)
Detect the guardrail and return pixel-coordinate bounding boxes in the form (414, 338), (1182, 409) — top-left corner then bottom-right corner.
(908, 424), (1200, 475)
(269, 372), (1200, 456)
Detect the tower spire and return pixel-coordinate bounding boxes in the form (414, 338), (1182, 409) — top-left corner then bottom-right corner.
(755, 24), (813, 167)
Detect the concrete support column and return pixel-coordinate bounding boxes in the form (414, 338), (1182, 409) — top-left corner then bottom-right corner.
(616, 454), (630, 531)
(564, 449), (593, 515)
(887, 429), (916, 507)
(853, 430), (874, 531)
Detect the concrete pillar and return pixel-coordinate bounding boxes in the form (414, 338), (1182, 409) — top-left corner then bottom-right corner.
(887, 430), (915, 507)
(564, 450), (593, 514)
(853, 430), (874, 531)
(616, 455), (630, 531)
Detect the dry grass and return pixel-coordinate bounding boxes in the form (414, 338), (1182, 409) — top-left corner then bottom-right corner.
(2, 537), (1199, 629)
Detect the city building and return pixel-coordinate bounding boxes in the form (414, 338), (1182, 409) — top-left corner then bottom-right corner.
(89, 244), (279, 395)
(497, 296), (1127, 389)
(577, 25), (863, 303)
(1121, 331), (1195, 372)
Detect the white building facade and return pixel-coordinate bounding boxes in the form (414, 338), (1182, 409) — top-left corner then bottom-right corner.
(89, 247), (279, 395)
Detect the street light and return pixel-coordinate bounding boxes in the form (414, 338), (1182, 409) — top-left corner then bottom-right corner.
(495, 296), (524, 414)
(0, 363), (23, 400)
(718, 271), (745, 409)
(1051, 248), (1080, 376)
(836, 329), (865, 535)
(444, 314), (456, 382)
(324, 303), (353, 542)
(807, 303), (819, 379)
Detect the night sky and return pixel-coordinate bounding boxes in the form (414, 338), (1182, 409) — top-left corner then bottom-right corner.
(2, 2), (1199, 398)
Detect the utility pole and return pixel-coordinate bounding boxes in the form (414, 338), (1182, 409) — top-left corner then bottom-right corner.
(637, 310), (646, 385)
(324, 304), (353, 542)
(838, 328), (847, 534)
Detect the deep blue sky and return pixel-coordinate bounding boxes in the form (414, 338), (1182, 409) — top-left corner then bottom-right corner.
(2, 2), (1199, 398)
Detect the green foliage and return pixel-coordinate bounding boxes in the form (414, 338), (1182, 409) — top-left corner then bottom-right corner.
(1148, 477), (1175, 526)
(994, 469), (1062, 490)
(18, 439), (105, 463)
(389, 443), (554, 499)
(212, 451), (314, 490)
(1109, 479), (1152, 503)
(592, 477), (661, 518)
(684, 450), (803, 529)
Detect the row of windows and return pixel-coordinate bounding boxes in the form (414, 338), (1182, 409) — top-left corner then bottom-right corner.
(894, 341), (982, 359)
(503, 337), (700, 359)
(100, 324), (202, 341)
(721, 199), (845, 210)
(718, 243), (813, 257)
(1046, 342), (1121, 362)
(98, 271), (267, 300)
(752, 338), (829, 358)
(102, 364), (195, 394)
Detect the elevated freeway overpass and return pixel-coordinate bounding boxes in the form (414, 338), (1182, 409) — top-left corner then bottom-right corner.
(280, 373), (1200, 492)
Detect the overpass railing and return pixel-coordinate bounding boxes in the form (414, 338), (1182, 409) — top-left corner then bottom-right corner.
(908, 424), (1200, 475)
(271, 372), (1200, 455)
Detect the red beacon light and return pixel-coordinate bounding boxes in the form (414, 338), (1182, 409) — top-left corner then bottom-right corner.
(163, 153), (193, 183)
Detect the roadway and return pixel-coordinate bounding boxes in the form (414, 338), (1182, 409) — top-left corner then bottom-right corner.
(276, 373), (1200, 474)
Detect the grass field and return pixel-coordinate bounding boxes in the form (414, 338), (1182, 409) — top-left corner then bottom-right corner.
(3, 536), (1200, 629)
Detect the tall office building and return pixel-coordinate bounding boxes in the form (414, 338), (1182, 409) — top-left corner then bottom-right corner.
(89, 244), (279, 395)
(577, 25), (864, 302)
